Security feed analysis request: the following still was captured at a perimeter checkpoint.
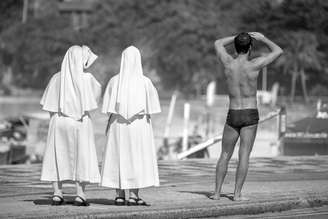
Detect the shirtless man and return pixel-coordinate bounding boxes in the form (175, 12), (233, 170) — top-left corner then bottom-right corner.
(210, 32), (283, 201)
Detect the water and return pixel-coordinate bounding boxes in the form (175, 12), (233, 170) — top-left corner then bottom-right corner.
(0, 96), (306, 161)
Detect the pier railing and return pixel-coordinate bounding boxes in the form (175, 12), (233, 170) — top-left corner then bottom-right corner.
(177, 106), (286, 160)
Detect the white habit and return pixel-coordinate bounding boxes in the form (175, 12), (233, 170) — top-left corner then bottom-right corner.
(40, 45), (101, 183)
(101, 46), (161, 189)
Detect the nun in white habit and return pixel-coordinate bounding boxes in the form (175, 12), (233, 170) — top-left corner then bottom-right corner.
(40, 45), (101, 206)
(101, 46), (161, 206)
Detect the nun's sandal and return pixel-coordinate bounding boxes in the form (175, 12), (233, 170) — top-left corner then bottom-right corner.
(115, 197), (125, 206)
(73, 196), (90, 206)
(51, 195), (64, 206)
(127, 197), (149, 206)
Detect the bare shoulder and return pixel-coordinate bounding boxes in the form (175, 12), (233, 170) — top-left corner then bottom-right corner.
(214, 41), (234, 66)
(249, 55), (270, 71)
(249, 56), (262, 65)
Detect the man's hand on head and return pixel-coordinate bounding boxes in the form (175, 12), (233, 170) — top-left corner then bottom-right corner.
(249, 32), (265, 41)
(248, 32), (283, 70)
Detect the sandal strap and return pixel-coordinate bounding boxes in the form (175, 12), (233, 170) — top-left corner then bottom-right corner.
(75, 196), (90, 206)
(115, 197), (125, 201)
(128, 197), (138, 202)
(136, 198), (146, 204)
(129, 197), (146, 204)
(76, 196), (87, 202)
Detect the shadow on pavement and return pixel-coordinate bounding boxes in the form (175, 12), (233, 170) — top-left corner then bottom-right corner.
(88, 198), (115, 205)
(23, 196), (116, 206)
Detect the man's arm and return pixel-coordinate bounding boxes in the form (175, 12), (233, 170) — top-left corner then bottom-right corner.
(214, 36), (235, 66)
(249, 32), (283, 70)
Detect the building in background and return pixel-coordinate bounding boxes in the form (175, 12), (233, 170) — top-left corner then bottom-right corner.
(58, 0), (95, 30)
(23, 0), (96, 30)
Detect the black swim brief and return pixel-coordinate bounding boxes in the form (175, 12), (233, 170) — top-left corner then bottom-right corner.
(226, 109), (259, 132)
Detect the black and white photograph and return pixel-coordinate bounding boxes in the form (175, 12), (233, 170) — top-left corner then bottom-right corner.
(0, 0), (328, 218)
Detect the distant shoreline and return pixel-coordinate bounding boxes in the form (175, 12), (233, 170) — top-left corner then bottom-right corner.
(0, 96), (41, 103)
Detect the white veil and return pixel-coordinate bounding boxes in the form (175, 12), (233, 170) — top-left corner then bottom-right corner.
(41, 45), (100, 120)
(102, 46), (161, 119)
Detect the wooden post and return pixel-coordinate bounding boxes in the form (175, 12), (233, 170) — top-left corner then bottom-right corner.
(277, 106), (287, 155)
(205, 81), (216, 137)
(262, 66), (267, 91)
(22, 0), (29, 23)
(205, 108), (210, 137)
(182, 102), (190, 152)
(163, 91), (178, 148)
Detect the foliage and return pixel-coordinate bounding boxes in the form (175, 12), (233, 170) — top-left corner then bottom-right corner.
(1, 0), (328, 97)
(241, 0), (328, 97)
(87, 0), (243, 96)
(1, 0), (244, 94)
(1, 14), (88, 88)
(0, 0), (22, 33)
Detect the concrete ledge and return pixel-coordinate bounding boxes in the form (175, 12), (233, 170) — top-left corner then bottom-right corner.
(1, 157), (328, 218)
(14, 194), (328, 219)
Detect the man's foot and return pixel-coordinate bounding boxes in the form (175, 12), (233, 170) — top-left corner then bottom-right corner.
(233, 195), (249, 201)
(209, 193), (221, 200)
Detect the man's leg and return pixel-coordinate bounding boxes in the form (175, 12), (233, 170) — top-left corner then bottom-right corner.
(210, 124), (239, 200)
(233, 124), (257, 201)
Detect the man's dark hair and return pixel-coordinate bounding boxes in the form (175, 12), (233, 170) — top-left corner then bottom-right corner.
(234, 32), (252, 54)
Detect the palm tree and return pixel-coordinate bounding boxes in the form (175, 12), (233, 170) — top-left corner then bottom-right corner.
(277, 31), (322, 103)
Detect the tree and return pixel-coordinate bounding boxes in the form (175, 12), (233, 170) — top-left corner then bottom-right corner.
(1, 14), (86, 88)
(85, 0), (244, 96)
(0, 0), (271, 95)
(143, 0), (240, 97)
(276, 31), (322, 102)
(241, 0), (328, 102)
(0, 0), (22, 33)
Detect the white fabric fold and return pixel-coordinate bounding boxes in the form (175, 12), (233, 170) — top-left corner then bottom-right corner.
(40, 45), (101, 183)
(40, 45), (100, 120)
(102, 46), (161, 119)
(82, 45), (98, 69)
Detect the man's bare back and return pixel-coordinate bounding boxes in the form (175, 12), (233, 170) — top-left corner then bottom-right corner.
(216, 32), (283, 109)
(224, 57), (259, 109)
(210, 32), (283, 201)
